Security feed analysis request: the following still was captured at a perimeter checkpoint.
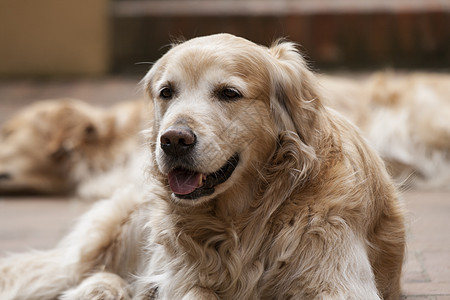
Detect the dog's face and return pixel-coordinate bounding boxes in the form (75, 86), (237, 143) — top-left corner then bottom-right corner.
(144, 34), (320, 205)
(0, 100), (113, 194)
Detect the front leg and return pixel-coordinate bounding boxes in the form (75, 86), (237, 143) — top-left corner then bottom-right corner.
(182, 286), (219, 300)
(0, 249), (79, 300)
(265, 226), (382, 299)
(301, 230), (381, 300)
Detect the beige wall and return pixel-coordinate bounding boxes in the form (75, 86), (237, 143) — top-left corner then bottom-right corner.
(0, 0), (110, 76)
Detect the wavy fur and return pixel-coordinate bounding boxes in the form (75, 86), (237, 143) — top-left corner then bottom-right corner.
(0, 34), (405, 300)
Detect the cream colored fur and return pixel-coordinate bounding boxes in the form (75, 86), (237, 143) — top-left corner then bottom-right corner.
(320, 72), (450, 188)
(0, 34), (405, 299)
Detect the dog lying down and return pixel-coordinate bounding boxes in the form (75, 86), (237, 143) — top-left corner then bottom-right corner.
(0, 34), (405, 299)
(0, 98), (148, 197)
(320, 72), (450, 189)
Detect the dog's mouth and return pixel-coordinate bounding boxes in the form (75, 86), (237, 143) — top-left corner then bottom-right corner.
(167, 153), (239, 200)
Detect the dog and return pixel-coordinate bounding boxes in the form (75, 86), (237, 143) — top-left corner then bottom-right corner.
(320, 72), (450, 188)
(0, 34), (405, 299)
(0, 98), (147, 197)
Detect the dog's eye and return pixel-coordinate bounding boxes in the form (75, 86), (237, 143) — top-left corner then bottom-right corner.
(85, 124), (96, 135)
(219, 88), (242, 101)
(84, 124), (97, 142)
(159, 87), (173, 100)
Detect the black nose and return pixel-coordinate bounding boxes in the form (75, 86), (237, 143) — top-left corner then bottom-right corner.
(160, 126), (196, 157)
(0, 173), (12, 181)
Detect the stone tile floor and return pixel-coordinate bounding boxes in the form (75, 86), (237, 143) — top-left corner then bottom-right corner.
(0, 78), (449, 299)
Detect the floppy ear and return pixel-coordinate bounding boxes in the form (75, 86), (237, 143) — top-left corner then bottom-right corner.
(268, 41), (325, 150)
(140, 59), (164, 156)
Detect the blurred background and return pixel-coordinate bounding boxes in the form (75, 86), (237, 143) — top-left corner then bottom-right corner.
(0, 0), (448, 77)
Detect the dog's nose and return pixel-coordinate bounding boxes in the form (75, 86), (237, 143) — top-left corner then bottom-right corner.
(0, 173), (12, 181)
(160, 126), (196, 157)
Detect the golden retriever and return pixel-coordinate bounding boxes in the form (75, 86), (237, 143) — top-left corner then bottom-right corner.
(0, 34), (405, 299)
(320, 72), (450, 188)
(0, 98), (146, 197)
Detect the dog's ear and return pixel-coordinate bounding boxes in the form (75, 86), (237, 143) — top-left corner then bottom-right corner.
(139, 55), (170, 162)
(268, 41), (325, 150)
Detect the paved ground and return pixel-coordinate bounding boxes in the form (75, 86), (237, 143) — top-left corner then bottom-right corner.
(0, 76), (143, 121)
(0, 78), (449, 299)
(401, 191), (450, 299)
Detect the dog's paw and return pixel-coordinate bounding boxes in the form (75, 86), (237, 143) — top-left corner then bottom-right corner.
(60, 272), (131, 300)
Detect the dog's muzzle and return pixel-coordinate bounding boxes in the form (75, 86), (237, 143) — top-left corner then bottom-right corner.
(159, 125), (239, 200)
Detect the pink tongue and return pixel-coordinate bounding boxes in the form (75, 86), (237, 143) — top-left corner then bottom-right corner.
(168, 169), (203, 195)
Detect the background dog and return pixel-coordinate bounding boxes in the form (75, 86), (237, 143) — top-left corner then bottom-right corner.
(320, 72), (450, 188)
(0, 98), (148, 198)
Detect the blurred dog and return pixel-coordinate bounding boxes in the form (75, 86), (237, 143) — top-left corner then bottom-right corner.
(0, 98), (147, 197)
(0, 34), (405, 299)
(320, 72), (450, 188)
